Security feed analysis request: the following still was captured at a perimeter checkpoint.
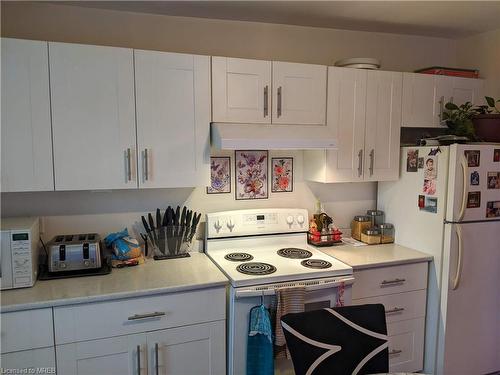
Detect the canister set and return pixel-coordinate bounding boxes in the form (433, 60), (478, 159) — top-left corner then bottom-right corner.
(351, 210), (394, 245)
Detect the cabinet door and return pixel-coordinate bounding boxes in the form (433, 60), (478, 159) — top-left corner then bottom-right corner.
(1, 347), (55, 371)
(272, 61), (327, 125)
(1, 38), (54, 192)
(135, 50), (210, 188)
(56, 334), (146, 375)
(326, 67), (367, 182)
(364, 70), (402, 181)
(402, 73), (450, 128)
(49, 42), (137, 190)
(212, 56), (271, 123)
(147, 321), (225, 375)
(451, 77), (484, 106)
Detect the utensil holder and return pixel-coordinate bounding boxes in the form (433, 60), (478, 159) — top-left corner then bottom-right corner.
(145, 226), (193, 260)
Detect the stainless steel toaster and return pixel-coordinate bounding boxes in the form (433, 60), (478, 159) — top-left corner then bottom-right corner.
(47, 233), (101, 272)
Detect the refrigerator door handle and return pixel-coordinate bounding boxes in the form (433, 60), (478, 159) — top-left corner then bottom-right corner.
(458, 155), (468, 221)
(452, 224), (464, 290)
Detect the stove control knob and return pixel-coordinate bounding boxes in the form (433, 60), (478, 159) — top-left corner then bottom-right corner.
(286, 215), (294, 226)
(227, 220), (235, 232)
(297, 215), (305, 226)
(214, 220), (222, 233)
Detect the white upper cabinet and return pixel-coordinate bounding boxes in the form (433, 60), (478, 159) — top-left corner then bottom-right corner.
(304, 67), (401, 183)
(135, 50), (211, 188)
(49, 42), (137, 190)
(212, 57), (271, 124)
(320, 67), (367, 182)
(1, 38), (54, 192)
(211, 57), (327, 125)
(402, 73), (484, 128)
(364, 70), (402, 182)
(450, 77), (484, 106)
(272, 61), (327, 125)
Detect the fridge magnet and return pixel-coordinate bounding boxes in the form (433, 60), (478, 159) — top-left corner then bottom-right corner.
(464, 150), (480, 167)
(207, 157), (231, 194)
(423, 179), (437, 195)
(470, 171), (480, 186)
(428, 147), (441, 156)
(406, 149), (418, 172)
(417, 157), (424, 169)
(487, 172), (500, 189)
(418, 195), (425, 208)
(494, 149), (500, 162)
(420, 196), (438, 213)
(424, 156), (438, 180)
(467, 192), (481, 208)
(486, 201), (500, 218)
(271, 157), (293, 193)
(235, 150), (268, 200)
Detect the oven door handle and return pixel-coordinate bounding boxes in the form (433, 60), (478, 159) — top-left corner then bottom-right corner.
(234, 276), (355, 298)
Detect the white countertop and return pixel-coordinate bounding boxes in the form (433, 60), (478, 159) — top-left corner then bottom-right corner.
(0, 252), (228, 313)
(319, 243), (433, 270)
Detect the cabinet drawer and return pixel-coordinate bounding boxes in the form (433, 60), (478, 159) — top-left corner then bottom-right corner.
(54, 287), (225, 344)
(1, 347), (56, 371)
(387, 318), (425, 373)
(1, 308), (54, 353)
(352, 289), (426, 324)
(352, 262), (428, 299)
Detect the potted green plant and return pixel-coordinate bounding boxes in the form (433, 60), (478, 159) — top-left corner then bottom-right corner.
(473, 97), (500, 142)
(442, 101), (477, 140)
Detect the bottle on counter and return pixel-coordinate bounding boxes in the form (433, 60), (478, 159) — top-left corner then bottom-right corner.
(367, 210), (384, 227)
(380, 223), (395, 244)
(351, 215), (372, 241)
(361, 227), (382, 245)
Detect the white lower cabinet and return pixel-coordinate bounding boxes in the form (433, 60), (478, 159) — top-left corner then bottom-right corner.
(351, 262), (428, 373)
(1, 347), (56, 371)
(146, 321), (225, 375)
(54, 287), (226, 375)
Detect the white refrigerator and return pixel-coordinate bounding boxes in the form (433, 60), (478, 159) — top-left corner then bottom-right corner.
(378, 144), (500, 375)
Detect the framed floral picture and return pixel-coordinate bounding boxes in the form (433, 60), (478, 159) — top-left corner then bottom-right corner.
(271, 157), (293, 192)
(235, 150), (268, 200)
(207, 157), (231, 194)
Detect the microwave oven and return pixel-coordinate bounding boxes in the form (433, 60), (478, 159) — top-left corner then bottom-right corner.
(1, 217), (40, 290)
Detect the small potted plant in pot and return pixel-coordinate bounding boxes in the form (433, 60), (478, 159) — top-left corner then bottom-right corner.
(473, 97), (500, 142)
(442, 101), (477, 140)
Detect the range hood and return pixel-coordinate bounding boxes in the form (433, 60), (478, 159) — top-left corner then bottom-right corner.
(211, 123), (337, 150)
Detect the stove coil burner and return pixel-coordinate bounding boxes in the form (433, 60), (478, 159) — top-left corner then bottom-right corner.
(236, 262), (277, 275)
(301, 259), (332, 269)
(277, 248), (313, 259)
(224, 253), (254, 262)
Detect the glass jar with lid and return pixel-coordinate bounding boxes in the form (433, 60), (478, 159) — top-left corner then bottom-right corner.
(351, 215), (371, 241)
(367, 210), (384, 227)
(380, 223), (395, 244)
(361, 227), (381, 245)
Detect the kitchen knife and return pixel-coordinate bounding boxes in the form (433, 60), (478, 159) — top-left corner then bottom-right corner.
(188, 212), (202, 242)
(174, 206), (180, 225)
(141, 216), (155, 249)
(156, 208), (162, 229)
(166, 207), (174, 255)
(162, 206), (171, 227)
(173, 206), (181, 254)
(148, 213), (158, 248)
(184, 210), (193, 241)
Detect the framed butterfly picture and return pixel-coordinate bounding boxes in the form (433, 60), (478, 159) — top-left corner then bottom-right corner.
(207, 157), (231, 194)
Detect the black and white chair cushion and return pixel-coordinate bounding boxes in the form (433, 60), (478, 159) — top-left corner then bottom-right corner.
(281, 304), (389, 375)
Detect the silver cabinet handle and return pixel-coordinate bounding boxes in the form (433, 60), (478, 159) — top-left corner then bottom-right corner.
(136, 345), (141, 375)
(264, 85), (269, 117)
(369, 149), (374, 177)
(143, 149), (149, 181)
(126, 148), (132, 181)
(385, 307), (405, 314)
(155, 343), (160, 375)
(357, 149), (363, 177)
(277, 86), (282, 117)
(389, 349), (403, 355)
(128, 311), (165, 321)
(380, 278), (405, 286)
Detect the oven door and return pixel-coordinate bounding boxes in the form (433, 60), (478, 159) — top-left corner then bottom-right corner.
(227, 276), (354, 375)
(0, 231), (14, 290)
